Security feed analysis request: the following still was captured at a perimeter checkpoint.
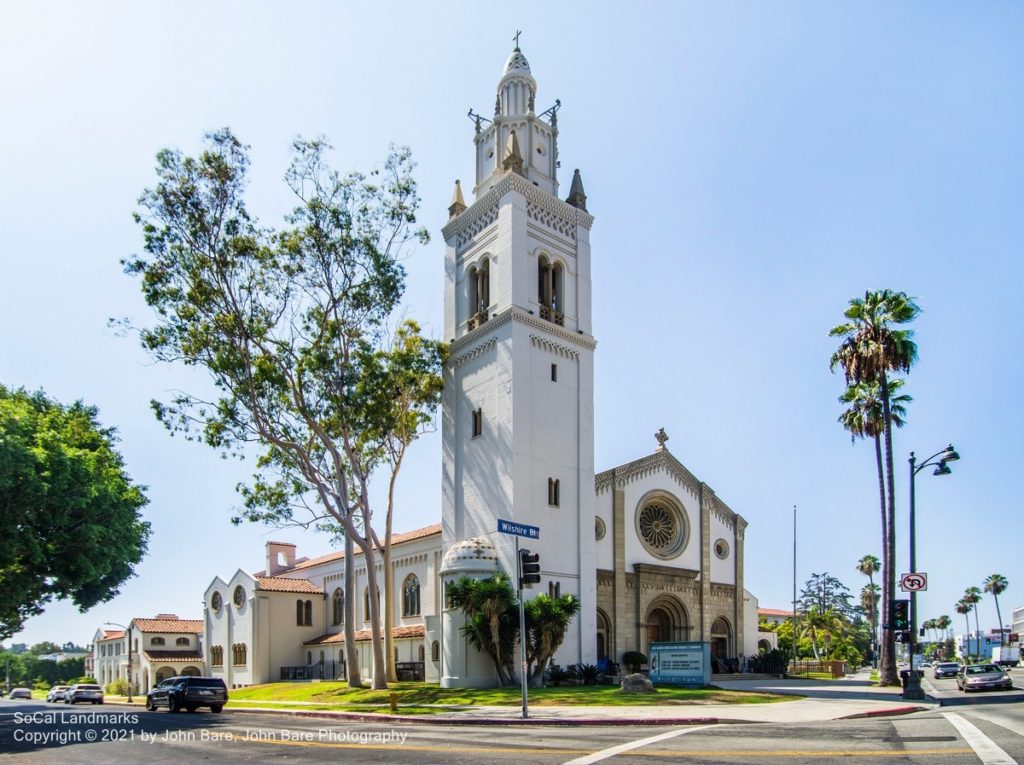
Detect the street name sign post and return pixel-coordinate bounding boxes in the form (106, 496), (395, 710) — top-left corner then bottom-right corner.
(497, 519), (541, 719)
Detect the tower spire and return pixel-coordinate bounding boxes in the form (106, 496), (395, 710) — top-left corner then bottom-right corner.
(448, 179), (467, 219)
(565, 168), (587, 211)
(501, 130), (525, 176)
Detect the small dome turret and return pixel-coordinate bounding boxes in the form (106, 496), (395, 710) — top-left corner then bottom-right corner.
(440, 536), (500, 576)
(497, 46), (536, 117)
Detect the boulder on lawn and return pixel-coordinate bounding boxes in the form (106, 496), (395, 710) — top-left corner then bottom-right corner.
(620, 673), (655, 693)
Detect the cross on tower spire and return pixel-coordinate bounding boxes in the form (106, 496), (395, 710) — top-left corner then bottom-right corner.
(513, 30), (522, 50)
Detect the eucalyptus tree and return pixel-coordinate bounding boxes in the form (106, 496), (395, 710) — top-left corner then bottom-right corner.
(124, 129), (442, 689)
(983, 574), (1009, 645)
(831, 290), (920, 685)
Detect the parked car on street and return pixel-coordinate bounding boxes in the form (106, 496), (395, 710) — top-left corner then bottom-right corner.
(65, 684), (104, 704)
(46, 685), (70, 703)
(933, 662), (960, 679)
(145, 676), (227, 713)
(957, 664), (1013, 693)
(9, 687), (32, 700)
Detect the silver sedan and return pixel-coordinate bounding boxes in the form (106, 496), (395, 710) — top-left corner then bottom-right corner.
(956, 663), (1014, 692)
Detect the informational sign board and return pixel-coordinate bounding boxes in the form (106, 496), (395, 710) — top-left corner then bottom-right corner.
(497, 518), (540, 540)
(648, 641), (711, 686)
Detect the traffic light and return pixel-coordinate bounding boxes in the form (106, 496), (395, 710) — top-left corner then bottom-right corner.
(519, 549), (541, 588)
(892, 599), (910, 631)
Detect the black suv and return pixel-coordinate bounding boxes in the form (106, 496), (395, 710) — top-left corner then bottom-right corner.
(146, 676), (227, 713)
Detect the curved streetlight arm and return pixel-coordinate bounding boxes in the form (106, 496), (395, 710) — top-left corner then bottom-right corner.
(912, 445), (959, 475)
(103, 621), (133, 703)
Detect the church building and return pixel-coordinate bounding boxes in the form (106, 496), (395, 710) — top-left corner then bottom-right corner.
(201, 45), (755, 688)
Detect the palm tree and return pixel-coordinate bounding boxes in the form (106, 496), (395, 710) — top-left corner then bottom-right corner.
(525, 593), (581, 686)
(936, 614), (952, 638)
(955, 598), (973, 661)
(801, 606), (844, 660)
(983, 574), (1009, 645)
(856, 555), (881, 664)
(964, 586), (982, 640)
(831, 290), (920, 686)
(447, 574), (518, 685)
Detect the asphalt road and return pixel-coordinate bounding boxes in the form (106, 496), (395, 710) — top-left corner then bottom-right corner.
(3, 697), (1024, 765)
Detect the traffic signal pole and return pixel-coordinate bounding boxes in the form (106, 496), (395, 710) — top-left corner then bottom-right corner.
(516, 538), (528, 720)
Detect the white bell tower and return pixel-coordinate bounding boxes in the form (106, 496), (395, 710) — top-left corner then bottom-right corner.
(440, 45), (597, 682)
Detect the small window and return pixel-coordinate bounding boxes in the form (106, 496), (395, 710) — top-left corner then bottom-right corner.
(304, 600), (313, 626)
(176, 637), (189, 646)
(472, 407), (483, 438)
(548, 478), (560, 507)
(402, 574), (422, 617)
(332, 588), (344, 626)
(551, 363), (557, 382)
(431, 641), (440, 661)
(211, 592), (222, 613)
(233, 585), (245, 607)
(296, 599), (305, 626)
(232, 643), (247, 666)
(151, 637), (166, 647)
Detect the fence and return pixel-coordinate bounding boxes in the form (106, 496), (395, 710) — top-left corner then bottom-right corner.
(280, 659), (345, 681)
(787, 660), (847, 679)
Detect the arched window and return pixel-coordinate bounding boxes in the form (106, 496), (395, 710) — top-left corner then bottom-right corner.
(537, 256), (564, 325)
(232, 643), (247, 666)
(151, 637), (165, 646)
(431, 641), (440, 662)
(296, 599), (304, 626)
(176, 637), (189, 646)
(402, 574), (421, 617)
(332, 588), (344, 626)
(364, 587), (379, 622)
(210, 646), (224, 666)
(418, 644), (425, 662)
(307, 651), (312, 665)
(468, 260), (491, 329)
(303, 599), (313, 626)
(548, 477), (560, 507)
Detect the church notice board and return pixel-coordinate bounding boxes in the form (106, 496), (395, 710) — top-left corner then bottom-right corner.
(648, 641), (711, 686)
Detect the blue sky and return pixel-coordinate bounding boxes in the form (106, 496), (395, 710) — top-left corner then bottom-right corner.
(2, 1), (1021, 649)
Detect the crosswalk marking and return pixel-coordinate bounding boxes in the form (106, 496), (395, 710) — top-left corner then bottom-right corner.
(563, 725), (715, 765)
(964, 709), (1024, 739)
(943, 712), (1017, 765)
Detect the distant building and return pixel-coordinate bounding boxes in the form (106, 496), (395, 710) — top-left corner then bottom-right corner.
(954, 631), (1004, 661)
(91, 615), (204, 694)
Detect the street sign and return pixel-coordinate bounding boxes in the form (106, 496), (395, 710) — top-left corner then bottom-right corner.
(900, 573), (928, 592)
(497, 518), (540, 540)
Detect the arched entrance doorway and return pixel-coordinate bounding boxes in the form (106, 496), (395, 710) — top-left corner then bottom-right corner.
(710, 617), (731, 660)
(181, 665), (201, 676)
(155, 666), (176, 686)
(643, 597), (689, 655)
(596, 609), (611, 662)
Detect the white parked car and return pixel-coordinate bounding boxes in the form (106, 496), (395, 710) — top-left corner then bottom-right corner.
(10, 687), (32, 700)
(65, 683), (104, 704)
(46, 685), (70, 703)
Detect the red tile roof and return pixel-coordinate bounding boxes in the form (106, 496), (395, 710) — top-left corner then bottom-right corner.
(132, 618), (204, 634)
(303, 624), (425, 645)
(758, 608), (796, 618)
(289, 524), (442, 572)
(99, 630), (125, 640)
(254, 576), (324, 594)
(142, 650), (205, 662)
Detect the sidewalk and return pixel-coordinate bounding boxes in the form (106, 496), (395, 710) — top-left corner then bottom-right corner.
(107, 668), (936, 726)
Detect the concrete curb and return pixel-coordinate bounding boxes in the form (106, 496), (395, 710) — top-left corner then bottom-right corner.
(837, 705), (932, 720)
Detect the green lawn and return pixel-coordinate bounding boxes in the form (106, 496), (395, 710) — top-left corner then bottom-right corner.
(224, 681), (795, 714)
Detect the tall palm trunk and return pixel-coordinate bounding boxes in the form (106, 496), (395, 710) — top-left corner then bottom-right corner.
(992, 593), (1004, 646)
(873, 433), (886, 675)
(879, 373), (898, 686)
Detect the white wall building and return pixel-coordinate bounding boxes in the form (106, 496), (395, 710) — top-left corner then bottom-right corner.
(202, 44), (755, 688)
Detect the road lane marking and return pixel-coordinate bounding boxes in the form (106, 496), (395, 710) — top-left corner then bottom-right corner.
(964, 709), (1024, 738)
(562, 726), (716, 765)
(232, 736), (974, 759)
(943, 712), (1017, 765)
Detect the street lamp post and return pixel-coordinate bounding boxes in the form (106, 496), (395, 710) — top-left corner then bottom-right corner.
(104, 622), (133, 703)
(905, 444), (959, 700)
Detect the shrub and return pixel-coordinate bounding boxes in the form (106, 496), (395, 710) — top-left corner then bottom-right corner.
(622, 651), (647, 673)
(105, 678), (130, 696)
(545, 664), (574, 687)
(571, 663), (600, 685)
